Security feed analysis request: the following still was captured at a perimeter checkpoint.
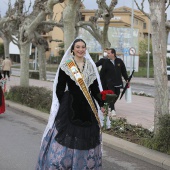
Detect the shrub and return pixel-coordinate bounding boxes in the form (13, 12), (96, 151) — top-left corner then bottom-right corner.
(142, 114), (170, 154)
(104, 117), (154, 145)
(6, 86), (52, 113)
(29, 71), (39, 79)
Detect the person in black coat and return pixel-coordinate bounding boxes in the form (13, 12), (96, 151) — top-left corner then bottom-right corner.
(95, 48), (109, 68)
(100, 48), (128, 114)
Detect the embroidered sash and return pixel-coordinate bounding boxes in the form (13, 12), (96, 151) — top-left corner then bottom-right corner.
(66, 59), (101, 129)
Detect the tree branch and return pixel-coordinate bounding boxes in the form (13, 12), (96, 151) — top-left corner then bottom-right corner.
(134, 0), (150, 18)
(77, 21), (97, 30)
(41, 20), (63, 27)
(166, 0), (170, 11)
(76, 21), (102, 44)
(0, 17), (13, 29)
(81, 25), (102, 44)
(166, 20), (170, 30)
(24, 1), (32, 15)
(11, 35), (19, 47)
(46, 0), (64, 14)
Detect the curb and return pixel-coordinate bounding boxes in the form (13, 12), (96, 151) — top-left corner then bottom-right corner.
(6, 100), (170, 170)
(131, 82), (154, 87)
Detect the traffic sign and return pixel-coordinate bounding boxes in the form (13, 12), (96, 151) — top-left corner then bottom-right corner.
(129, 47), (136, 55)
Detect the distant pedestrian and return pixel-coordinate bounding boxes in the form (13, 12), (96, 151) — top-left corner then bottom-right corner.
(96, 48), (109, 68)
(2, 56), (12, 81)
(0, 72), (5, 114)
(100, 48), (128, 115)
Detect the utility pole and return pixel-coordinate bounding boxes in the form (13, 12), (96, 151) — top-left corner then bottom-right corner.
(147, 19), (151, 79)
(130, 0), (134, 74)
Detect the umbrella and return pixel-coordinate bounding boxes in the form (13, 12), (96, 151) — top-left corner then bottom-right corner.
(119, 70), (135, 100)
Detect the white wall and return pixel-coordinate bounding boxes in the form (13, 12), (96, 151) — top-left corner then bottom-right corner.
(9, 42), (20, 55)
(9, 40), (31, 55)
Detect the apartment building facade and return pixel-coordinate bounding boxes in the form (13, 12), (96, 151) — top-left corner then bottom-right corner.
(0, 4), (151, 60)
(46, 5), (151, 58)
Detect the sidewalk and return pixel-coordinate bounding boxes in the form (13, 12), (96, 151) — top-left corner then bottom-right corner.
(6, 76), (158, 129)
(131, 77), (170, 87)
(5, 76), (170, 170)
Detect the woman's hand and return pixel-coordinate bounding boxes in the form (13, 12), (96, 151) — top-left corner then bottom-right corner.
(100, 107), (105, 113)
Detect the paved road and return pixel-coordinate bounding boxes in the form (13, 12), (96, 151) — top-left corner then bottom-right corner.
(0, 108), (164, 170)
(11, 68), (170, 98)
(11, 68), (56, 80)
(131, 84), (170, 98)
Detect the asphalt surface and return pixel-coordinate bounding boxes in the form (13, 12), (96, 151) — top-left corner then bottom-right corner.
(3, 76), (170, 170)
(0, 107), (165, 170)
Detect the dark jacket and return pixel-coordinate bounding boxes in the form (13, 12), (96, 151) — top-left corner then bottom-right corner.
(100, 57), (128, 90)
(95, 57), (108, 67)
(0, 73), (2, 79)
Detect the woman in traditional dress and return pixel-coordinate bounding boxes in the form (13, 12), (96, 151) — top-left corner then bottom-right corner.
(36, 38), (105, 170)
(0, 72), (5, 114)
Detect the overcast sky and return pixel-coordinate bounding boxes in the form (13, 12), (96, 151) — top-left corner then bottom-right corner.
(0, 0), (158, 16)
(1, 0), (170, 42)
(0, 0), (169, 18)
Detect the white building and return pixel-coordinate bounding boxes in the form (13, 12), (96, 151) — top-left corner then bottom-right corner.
(167, 44), (170, 58)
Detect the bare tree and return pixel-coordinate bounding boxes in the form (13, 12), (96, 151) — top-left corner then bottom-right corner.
(63, 0), (81, 50)
(0, 0), (21, 58)
(0, 32), (11, 58)
(134, 0), (170, 133)
(33, 32), (49, 80)
(41, 0), (117, 51)
(77, 0), (118, 49)
(18, 0), (64, 86)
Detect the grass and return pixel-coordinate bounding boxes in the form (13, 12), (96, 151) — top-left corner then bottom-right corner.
(131, 67), (154, 78)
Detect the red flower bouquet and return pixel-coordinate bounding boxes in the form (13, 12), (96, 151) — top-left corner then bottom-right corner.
(100, 90), (117, 130)
(100, 90), (115, 101)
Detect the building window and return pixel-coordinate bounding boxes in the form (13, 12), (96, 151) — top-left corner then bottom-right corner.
(139, 21), (143, 26)
(143, 23), (147, 29)
(135, 19), (138, 25)
(81, 15), (85, 21)
(134, 19), (138, 25)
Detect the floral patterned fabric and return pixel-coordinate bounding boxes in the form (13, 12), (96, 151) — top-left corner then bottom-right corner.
(36, 125), (102, 170)
(0, 87), (5, 114)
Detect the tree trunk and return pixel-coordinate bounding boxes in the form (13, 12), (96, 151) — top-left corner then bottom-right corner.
(63, 0), (81, 50)
(102, 24), (111, 49)
(20, 43), (30, 86)
(149, 0), (169, 133)
(37, 45), (47, 80)
(1, 35), (10, 58)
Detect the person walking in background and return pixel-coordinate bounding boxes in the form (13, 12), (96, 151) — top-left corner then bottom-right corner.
(96, 48), (109, 68)
(100, 48), (128, 115)
(0, 72), (5, 114)
(36, 39), (105, 170)
(2, 56), (12, 81)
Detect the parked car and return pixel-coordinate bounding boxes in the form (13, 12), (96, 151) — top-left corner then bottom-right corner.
(167, 66), (170, 80)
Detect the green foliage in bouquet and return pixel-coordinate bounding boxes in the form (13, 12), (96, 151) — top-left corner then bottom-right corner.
(99, 90), (117, 130)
